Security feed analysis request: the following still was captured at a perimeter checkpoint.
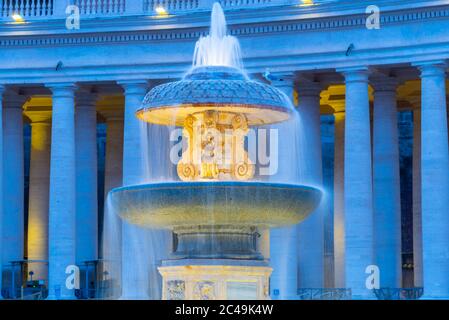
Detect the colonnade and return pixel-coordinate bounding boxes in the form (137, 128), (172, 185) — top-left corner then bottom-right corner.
(0, 61), (448, 299)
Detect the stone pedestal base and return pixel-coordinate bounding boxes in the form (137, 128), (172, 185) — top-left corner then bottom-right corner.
(159, 260), (272, 300)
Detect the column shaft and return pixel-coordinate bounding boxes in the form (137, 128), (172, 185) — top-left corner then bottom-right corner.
(0, 86), (4, 297)
(122, 83), (148, 186)
(296, 84), (325, 289)
(104, 117), (124, 198)
(269, 75), (298, 299)
(75, 98), (98, 265)
(419, 63), (449, 298)
(120, 82), (150, 299)
(27, 118), (52, 282)
(372, 83), (402, 288)
(47, 84), (77, 299)
(101, 115), (124, 299)
(333, 111), (345, 288)
(2, 98), (25, 293)
(341, 68), (374, 298)
(412, 108), (423, 288)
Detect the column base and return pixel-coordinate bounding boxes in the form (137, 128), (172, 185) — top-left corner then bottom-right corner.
(159, 259), (272, 300)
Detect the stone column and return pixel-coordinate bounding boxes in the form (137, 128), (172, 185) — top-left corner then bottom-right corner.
(417, 62), (449, 298)
(26, 111), (52, 283)
(101, 111), (124, 298)
(75, 93), (98, 266)
(104, 113), (124, 198)
(0, 85), (4, 298)
(269, 73), (299, 299)
(2, 92), (26, 294)
(296, 81), (325, 289)
(119, 81), (150, 299)
(411, 102), (423, 288)
(372, 79), (402, 288)
(331, 101), (346, 289)
(47, 84), (77, 300)
(339, 67), (374, 299)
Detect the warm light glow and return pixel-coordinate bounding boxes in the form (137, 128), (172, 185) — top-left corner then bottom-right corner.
(155, 6), (168, 15)
(177, 110), (254, 181)
(300, 0), (314, 6)
(12, 13), (24, 22)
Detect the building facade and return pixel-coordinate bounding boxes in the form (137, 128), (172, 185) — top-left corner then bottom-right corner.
(0, 0), (449, 299)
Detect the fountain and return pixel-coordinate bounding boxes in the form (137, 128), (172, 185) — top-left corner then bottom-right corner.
(108, 3), (322, 300)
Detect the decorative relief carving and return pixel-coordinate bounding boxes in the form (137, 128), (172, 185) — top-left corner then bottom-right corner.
(166, 280), (185, 300)
(263, 279), (269, 298)
(193, 281), (216, 300)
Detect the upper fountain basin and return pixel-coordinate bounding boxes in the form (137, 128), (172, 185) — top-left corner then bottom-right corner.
(109, 181), (322, 229)
(136, 66), (294, 127)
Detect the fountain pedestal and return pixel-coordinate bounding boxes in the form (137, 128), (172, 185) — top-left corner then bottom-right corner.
(111, 182), (322, 300)
(159, 260), (272, 300)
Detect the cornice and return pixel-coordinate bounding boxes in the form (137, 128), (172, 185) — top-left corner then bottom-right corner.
(1, 1), (449, 47)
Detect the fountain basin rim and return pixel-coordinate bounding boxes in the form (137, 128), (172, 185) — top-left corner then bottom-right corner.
(136, 103), (292, 127)
(109, 181), (322, 229)
(110, 181), (322, 194)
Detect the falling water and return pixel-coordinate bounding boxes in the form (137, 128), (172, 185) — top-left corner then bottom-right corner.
(102, 123), (175, 299)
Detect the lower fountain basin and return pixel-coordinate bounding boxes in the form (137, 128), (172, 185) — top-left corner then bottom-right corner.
(109, 181), (322, 229)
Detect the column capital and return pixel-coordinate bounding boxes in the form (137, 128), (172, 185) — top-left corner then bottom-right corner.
(327, 98), (346, 114)
(25, 110), (52, 124)
(413, 60), (447, 77)
(118, 80), (148, 95)
(98, 105), (124, 122)
(3, 91), (28, 109)
(371, 76), (398, 93)
(296, 80), (323, 97)
(406, 96), (421, 110)
(332, 103), (346, 114)
(268, 71), (296, 88)
(337, 66), (370, 83)
(334, 110), (346, 120)
(75, 91), (99, 108)
(46, 83), (77, 98)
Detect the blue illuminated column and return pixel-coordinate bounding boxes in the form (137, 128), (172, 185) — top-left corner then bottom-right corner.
(75, 93), (98, 268)
(417, 62), (449, 298)
(102, 111), (124, 298)
(2, 91), (26, 291)
(104, 112), (124, 199)
(411, 101), (423, 288)
(339, 67), (374, 299)
(47, 84), (77, 300)
(332, 102), (346, 289)
(372, 78), (402, 288)
(0, 85), (4, 298)
(119, 81), (150, 300)
(269, 73), (299, 299)
(296, 81), (325, 289)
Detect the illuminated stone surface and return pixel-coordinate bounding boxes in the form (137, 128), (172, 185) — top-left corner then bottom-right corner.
(47, 84), (77, 300)
(159, 263), (272, 300)
(111, 182), (322, 229)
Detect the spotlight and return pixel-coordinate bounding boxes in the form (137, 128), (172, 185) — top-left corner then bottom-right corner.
(300, 0), (314, 6)
(12, 13), (24, 22)
(155, 6), (168, 16)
